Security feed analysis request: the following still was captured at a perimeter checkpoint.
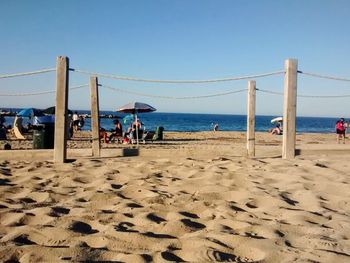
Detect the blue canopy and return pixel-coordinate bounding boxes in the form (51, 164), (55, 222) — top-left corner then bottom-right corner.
(17, 108), (44, 118)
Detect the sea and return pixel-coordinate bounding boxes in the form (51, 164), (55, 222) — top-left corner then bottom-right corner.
(1, 108), (341, 134)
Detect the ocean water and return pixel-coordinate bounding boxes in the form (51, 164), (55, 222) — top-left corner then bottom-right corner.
(2, 109), (341, 134)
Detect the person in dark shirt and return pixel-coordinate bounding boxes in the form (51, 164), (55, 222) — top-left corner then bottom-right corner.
(109, 119), (123, 143)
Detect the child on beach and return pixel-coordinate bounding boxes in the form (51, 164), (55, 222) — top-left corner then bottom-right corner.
(335, 118), (346, 144)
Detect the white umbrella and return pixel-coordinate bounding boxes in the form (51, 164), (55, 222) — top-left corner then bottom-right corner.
(271, 117), (283, 124)
(117, 102), (156, 145)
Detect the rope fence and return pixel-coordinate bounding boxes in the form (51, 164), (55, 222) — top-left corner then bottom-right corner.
(0, 68), (56, 79)
(257, 88), (350, 98)
(100, 84), (247, 99)
(298, 71), (350, 82)
(0, 66), (349, 99)
(0, 84), (88, 97)
(70, 68), (285, 83)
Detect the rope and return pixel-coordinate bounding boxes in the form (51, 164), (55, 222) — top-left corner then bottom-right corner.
(0, 68), (56, 79)
(100, 84), (247, 99)
(0, 84), (88, 97)
(70, 68), (285, 83)
(299, 71), (350, 82)
(257, 88), (350, 98)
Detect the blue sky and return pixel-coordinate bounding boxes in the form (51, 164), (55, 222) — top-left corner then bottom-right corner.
(1, 0), (349, 117)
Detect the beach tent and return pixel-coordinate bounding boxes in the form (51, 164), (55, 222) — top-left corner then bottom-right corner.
(117, 102), (156, 145)
(17, 108), (44, 118)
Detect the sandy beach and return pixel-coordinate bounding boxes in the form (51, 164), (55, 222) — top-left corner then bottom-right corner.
(0, 131), (350, 262)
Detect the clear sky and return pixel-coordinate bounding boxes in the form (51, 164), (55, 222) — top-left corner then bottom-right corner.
(1, 0), (349, 117)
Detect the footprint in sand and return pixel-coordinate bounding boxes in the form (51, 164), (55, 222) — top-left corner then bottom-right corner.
(161, 251), (185, 262)
(180, 218), (206, 230)
(19, 197), (37, 204)
(179, 211), (200, 219)
(279, 192), (299, 206)
(126, 202), (143, 208)
(73, 177), (91, 184)
(49, 206), (70, 217)
(229, 202), (247, 212)
(111, 183), (123, 189)
(69, 221), (98, 234)
(206, 250), (237, 262)
(141, 254), (153, 262)
(0, 178), (15, 186)
(0, 167), (12, 176)
(115, 222), (138, 233)
(245, 200), (258, 209)
(143, 232), (176, 239)
(13, 234), (37, 246)
(146, 213), (167, 224)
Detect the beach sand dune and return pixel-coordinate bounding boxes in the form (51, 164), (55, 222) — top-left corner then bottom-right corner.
(0, 131), (350, 262)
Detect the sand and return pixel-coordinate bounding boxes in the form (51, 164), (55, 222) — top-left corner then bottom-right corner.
(0, 131), (350, 262)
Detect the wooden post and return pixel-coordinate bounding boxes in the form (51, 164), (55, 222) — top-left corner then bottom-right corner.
(54, 56), (69, 163)
(247, 80), (256, 157)
(282, 59), (298, 159)
(90, 76), (101, 157)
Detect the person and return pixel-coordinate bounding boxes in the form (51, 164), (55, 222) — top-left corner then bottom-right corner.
(213, 123), (219, 131)
(72, 111), (79, 132)
(109, 119), (123, 143)
(99, 127), (108, 143)
(0, 123), (7, 140)
(336, 118), (346, 144)
(270, 123), (282, 135)
(0, 113), (5, 127)
(124, 118), (143, 143)
(77, 115), (85, 130)
(132, 118), (142, 130)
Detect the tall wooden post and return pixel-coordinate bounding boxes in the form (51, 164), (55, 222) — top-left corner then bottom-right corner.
(282, 59), (298, 159)
(90, 76), (101, 157)
(54, 56), (69, 163)
(247, 80), (256, 157)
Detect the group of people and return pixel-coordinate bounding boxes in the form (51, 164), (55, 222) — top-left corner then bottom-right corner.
(335, 118), (347, 144)
(268, 117), (348, 144)
(72, 112), (85, 132)
(100, 118), (143, 144)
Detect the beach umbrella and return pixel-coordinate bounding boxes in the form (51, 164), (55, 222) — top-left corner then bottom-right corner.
(271, 117), (283, 124)
(117, 102), (156, 114)
(17, 108), (44, 118)
(43, 106), (73, 115)
(117, 102), (156, 145)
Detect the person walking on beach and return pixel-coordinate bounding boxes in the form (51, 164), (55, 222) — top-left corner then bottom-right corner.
(336, 118), (346, 144)
(72, 111), (79, 132)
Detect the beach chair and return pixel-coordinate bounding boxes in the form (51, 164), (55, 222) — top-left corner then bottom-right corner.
(152, 126), (164, 141)
(13, 116), (26, 140)
(141, 131), (156, 143)
(130, 129), (145, 144)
